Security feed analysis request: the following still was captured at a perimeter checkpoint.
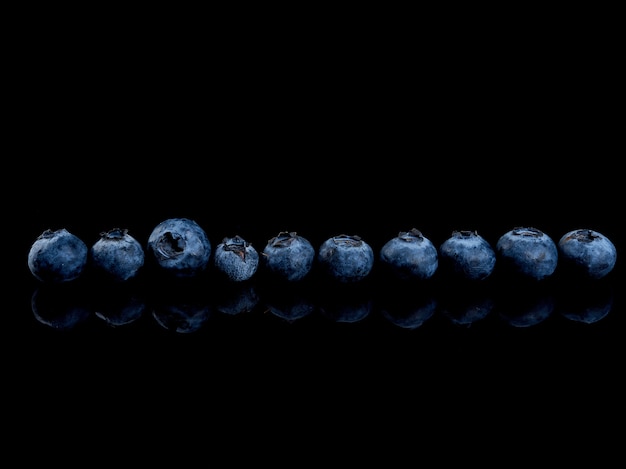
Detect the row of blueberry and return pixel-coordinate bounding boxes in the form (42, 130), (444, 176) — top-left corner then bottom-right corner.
(27, 218), (618, 284)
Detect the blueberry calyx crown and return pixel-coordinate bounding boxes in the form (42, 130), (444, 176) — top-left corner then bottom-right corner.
(222, 235), (250, 260)
(154, 232), (185, 259)
(564, 229), (599, 244)
(398, 228), (424, 242)
(332, 234), (363, 247)
(511, 227), (543, 237)
(451, 230), (479, 239)
(100, 228), (128, 240)
(37, 228), (59, 240)
(268, 231), (298, 248)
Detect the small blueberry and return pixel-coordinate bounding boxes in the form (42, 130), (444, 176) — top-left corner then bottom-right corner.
(379, 228), (438, 281)
(89, 228), (145, 282)
(317, 234), (374, 283)
(495, 227), (558, 281)
(557, 228), (617, 280)
(28, 228), (89, 283)
(262, 231), (315, 282)
(213, 235), (259, 282)
(438, 230), (496, 281)
(146, 218), (212, 278)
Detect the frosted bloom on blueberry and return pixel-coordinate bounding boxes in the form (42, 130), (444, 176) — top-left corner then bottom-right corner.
(90, 228), (145, 282)
(379, 228), (438, 281)
(147, 218), (212, 278)
(28, 228), (88, 283)
(439, 230), (496, 281)
(262, 231), (315, 282)
(213, 235), (259, 282)
(557, 228), (617, 279)
(496, 227), (558, 281)
(317, 234), (374, 283)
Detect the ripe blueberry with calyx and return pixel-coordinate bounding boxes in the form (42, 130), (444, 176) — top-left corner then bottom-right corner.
(89, 228), (145, 282)
(261, 231), (315, 282)
(438, 230), (496, 281)
(146, 218), (212, 278)
(495, 226), (558, 281)
(213, 235), (259, 282)
(557, 228), (617, 280)
(379, 228), (438, 281)
(317, 234), (375, 283)
(28, 228), (89, 283)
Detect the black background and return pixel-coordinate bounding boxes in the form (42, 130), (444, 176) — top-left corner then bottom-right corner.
(7, 19), (624, 463)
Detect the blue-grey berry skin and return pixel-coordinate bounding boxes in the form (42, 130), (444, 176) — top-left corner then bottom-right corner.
(90, 228), (145, 282)
(28, 228), (88, 283)
(495, 227), (558, 281)
(557, 229), (617, 280)
(146, 218), (211, 278)
(213, 235), (259, 282)
(317, 234), (375, 283)
(379, 228), (438, 281)
(439, 230), (496, 281)
(262, 231), (315, 282)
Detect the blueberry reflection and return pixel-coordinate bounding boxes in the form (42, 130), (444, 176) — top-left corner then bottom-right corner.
(150, 278), (212, 333)
(495, 282), (556, 328)
(438, 281), (494, 327)
(377, 281), (437, 329)
(213, 279), (260, 316)
(557, 279), (614, 324)
(91, 283), (147, 327)
(31, 284), (92, 330)
(261, 279), (317, 323)
(318, 282), (373, 323)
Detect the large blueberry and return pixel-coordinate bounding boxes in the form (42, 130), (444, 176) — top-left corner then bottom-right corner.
(317, 234), (374, 283)
(379, 228), (438, 281)
(438, 230), (496, 281)
(213, 235), (259, 282)
(261, 231), (315, 282)
(89, 228), (145, 282)
(495, 227), (558, 281)
(146, 218), (212, 278)
(28, 228), (89, 283)
(557, 228), (617, 280)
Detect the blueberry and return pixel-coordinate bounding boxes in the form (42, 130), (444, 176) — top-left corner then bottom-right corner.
(28, 228), (89, 283)
(495, 227), (558, 281)
(89, 228), (145, 282)
(379, 228), (438, 281)
(557, 229), (617, 280)
(261, 231), (315, 282)
(317, 234), (374, 283)
(146, 218), (212, 278)
(438, 230), (496, 281)
(213, 235), (259, 282)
